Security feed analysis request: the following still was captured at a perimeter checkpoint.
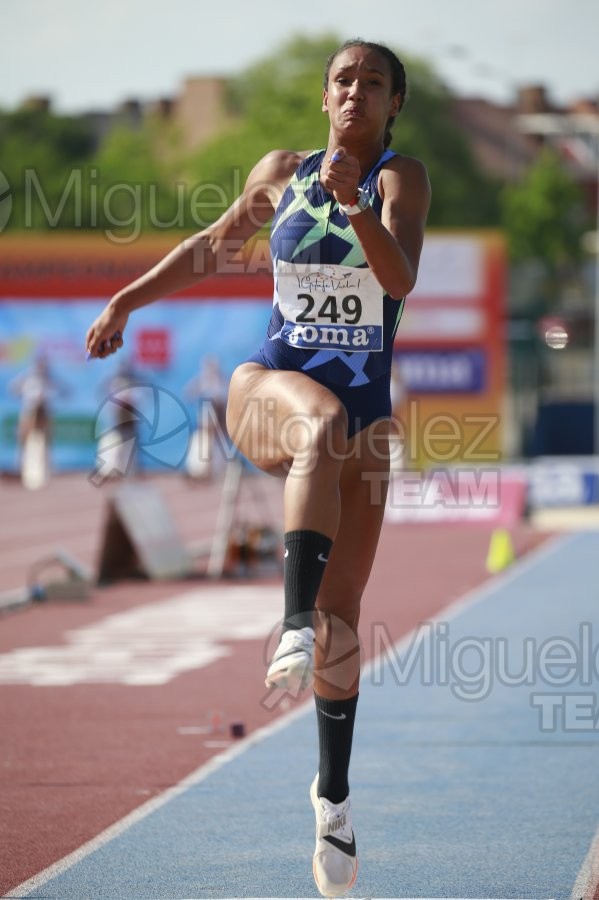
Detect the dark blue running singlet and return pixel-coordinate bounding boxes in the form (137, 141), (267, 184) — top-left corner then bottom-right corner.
(247, 148), (405, 437)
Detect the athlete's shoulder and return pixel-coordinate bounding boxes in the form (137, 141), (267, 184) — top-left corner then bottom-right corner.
(381, 152), (429, 180)
(379, 153), (431, 202)
(251, 149), (317, 183)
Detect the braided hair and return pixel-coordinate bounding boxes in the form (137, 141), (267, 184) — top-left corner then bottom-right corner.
(323, 39), (407, 148)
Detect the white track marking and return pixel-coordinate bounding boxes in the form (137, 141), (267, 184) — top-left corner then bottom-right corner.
(0, 585), (282, 686)
(570, 823), (599, 900)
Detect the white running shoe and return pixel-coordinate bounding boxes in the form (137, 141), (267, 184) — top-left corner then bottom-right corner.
(264, 626), (315, 692)
(310, 774), (358, 898)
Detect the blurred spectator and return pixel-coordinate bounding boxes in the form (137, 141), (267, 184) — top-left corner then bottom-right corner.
(183, 354), (229, 479)
(9, 353), (68, 488)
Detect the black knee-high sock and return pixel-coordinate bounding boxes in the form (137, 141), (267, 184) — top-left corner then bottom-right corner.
(283, 530), (332, 631)
(315, 693), (358, 803)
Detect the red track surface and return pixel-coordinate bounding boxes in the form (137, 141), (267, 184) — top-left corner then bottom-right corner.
(0, 472), (549, 895)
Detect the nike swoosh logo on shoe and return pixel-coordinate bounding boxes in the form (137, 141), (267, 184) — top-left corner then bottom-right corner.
(323, 832), (356, 857)
(320, 711), (346, 720)
(318, 553), (329, 563)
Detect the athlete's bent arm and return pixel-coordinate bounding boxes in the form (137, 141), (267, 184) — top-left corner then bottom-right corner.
(85, 150), (299, 359)
(321, 153), (431, 300)
(353, 157), (431, 298)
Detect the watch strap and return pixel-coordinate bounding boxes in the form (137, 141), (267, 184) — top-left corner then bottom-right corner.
(339, 188), (369, 217)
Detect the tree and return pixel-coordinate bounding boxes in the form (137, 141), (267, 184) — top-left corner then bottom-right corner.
(393, 61), (501, 226)
(501, 147), (589, 270)
(91, 120), (184, 237)
(501, 147), (591, 321)
(0, 107), (96, 230)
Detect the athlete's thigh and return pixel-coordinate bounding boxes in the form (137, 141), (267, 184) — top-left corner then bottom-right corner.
(317, 417), (391, 621)
(226, 362), (347, 474)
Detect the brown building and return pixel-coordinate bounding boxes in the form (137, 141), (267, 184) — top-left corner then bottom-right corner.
(452, 85), (599, 187)
(172, 77), (231, 150)
(77, 78), (233, 153)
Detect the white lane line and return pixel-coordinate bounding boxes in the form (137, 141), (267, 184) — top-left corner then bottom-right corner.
(570, 823), (599, 900)
(5, 531), (576, 898)
(3, 697), (316, 899)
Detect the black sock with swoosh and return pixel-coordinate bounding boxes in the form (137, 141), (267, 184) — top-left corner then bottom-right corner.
(283, 530), (332, 632)
(315, 692), (358, 804)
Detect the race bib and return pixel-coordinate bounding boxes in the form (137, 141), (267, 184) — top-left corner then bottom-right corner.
(274, 260), (383, 353)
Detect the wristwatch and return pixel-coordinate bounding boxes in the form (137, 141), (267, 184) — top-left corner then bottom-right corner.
(339, 188), (370, 217)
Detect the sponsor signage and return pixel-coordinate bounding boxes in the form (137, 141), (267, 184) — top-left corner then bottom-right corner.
(398, 349), (486, 394)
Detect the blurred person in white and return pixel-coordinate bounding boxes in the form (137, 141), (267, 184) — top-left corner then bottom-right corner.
(183, 354), (228, 479)
(9, 353), (68, 489)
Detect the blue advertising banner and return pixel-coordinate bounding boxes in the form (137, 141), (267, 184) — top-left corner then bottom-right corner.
(0, 298), (271, 473)
(397, 349), (487, 394)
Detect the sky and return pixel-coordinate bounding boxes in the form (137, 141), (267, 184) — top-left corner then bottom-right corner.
(3, 0), (599, 113)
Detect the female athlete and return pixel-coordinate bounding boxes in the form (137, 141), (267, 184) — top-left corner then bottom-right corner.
(86, 38), (431, 897)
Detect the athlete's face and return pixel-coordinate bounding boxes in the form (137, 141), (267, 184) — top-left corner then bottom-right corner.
(322, 47), (401, 141)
